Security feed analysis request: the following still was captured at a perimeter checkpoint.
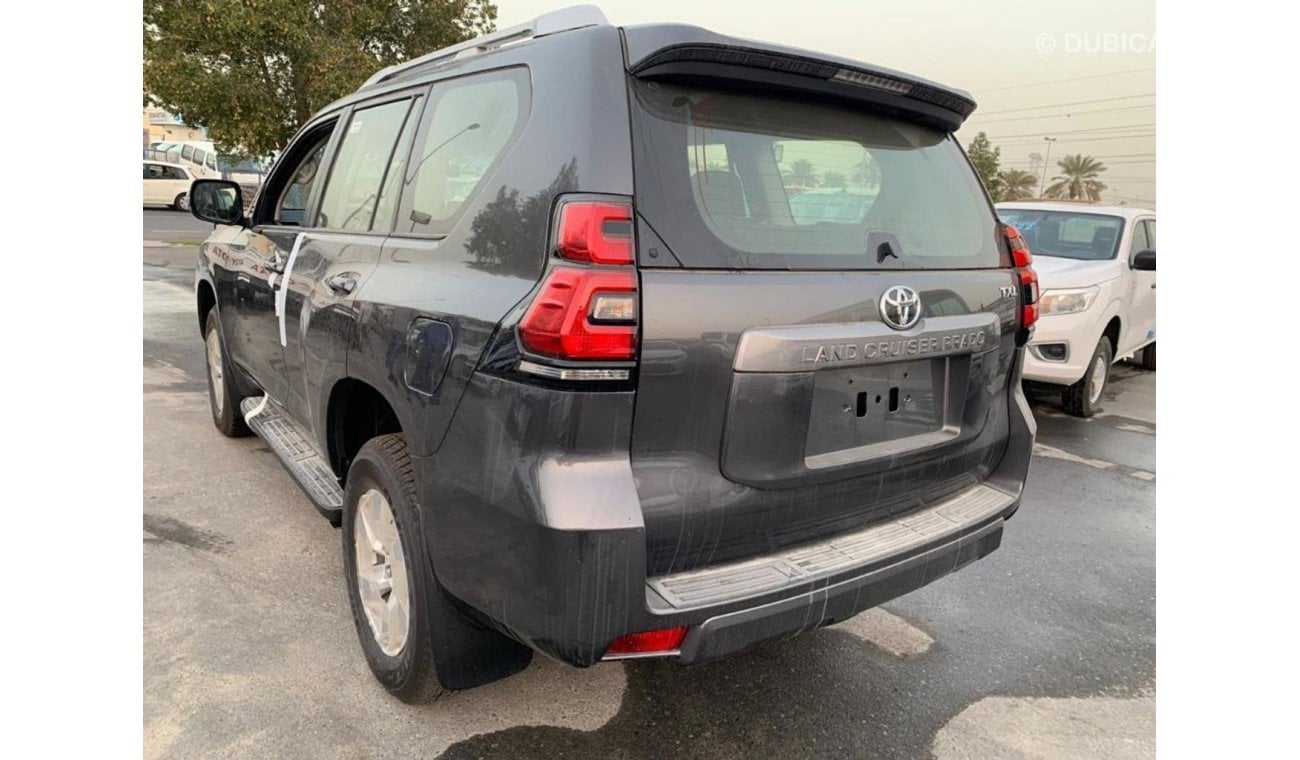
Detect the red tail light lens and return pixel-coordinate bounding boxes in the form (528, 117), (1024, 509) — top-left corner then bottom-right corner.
(605, 626), (688, 656)
(517, 198), (639, 365)
(518, 267), (637, 360)
(1005, 224), (1039, 329)
(556, 201), (634, 264)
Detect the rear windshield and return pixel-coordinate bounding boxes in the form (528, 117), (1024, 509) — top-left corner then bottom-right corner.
(996, 209), (1125, 261)
(629, 80), (999, 270)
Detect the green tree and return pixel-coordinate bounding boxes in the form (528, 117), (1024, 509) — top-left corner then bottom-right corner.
(786, 158), (820, 188)
(143, 1), (497, 158)
(852, 157), (881, 188)
(822, 171), (848, 189)
(965, 131), (1003, 200)
(998, 169), (1039, 201)
(1045, 154), (1108, 201)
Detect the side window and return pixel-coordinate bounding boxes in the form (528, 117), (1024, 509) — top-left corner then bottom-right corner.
(168, 166), (189, 180)
(397, 68), (529, 236)
(1129, 220), (1149, 260)
(371, 96), (423, 233)
(317, 98), (414, 231)
(1143, 219), (1156, 249)
(273, 138), (330, 226)
(194, 148), (207, 166)
(181, 145), (194, 162)
(143, 163), (159, 179)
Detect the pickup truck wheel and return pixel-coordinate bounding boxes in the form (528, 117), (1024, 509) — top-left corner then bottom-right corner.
(1139, 342), (1156, 371)
(203, 307), (250, 437)
(1061, 338), (1112, 418)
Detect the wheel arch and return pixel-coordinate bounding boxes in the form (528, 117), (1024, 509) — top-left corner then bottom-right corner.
(1102, 315), (1121, 357)
(326, 377), (406, 481)
(197, 278), (217, 334)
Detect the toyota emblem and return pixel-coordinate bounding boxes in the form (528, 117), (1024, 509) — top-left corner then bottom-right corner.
(879, 286), (922, 330)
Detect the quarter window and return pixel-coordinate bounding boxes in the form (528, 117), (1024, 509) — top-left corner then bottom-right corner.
(317, 99), (414, 231)
(396, 68), (529, 236)
(275, 139), (329, 226)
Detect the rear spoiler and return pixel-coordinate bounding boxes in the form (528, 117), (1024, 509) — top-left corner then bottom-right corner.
(623, 28), (976, 132)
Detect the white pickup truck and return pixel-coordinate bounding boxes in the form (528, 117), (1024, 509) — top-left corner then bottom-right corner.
(996, 201), (1156, 417)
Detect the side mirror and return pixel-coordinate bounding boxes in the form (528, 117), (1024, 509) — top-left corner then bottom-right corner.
(190, 179), (246, 226)
(1132, 249), (1156, 271)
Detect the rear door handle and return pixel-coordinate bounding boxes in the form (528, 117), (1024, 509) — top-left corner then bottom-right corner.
(325, 272), (359, 295)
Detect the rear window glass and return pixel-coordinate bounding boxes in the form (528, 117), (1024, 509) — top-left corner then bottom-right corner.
(630, 81), (998, 270)
(997, 209), (1124, 261)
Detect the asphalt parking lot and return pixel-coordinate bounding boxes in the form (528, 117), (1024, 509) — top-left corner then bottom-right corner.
(144, 211), (1155, 759)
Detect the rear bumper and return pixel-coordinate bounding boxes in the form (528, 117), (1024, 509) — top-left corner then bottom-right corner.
(419, 369), (1034, 669)
(679, 516), (1004, 663)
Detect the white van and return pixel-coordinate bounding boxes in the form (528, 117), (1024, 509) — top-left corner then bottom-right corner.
(148, 141), (222, 179)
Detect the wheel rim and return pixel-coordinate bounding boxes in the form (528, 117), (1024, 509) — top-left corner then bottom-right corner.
(178, 194), (189, 211)
(206, 328), (224, 416)
(1088, 353), (1107, 404)
(353, 489), (410, 657)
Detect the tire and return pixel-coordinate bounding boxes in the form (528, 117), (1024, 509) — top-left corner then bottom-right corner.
(203, 307), (251, 437)
(173, 192), (189, 212)
(1061, 337), (1113, 418)
(1139, 341), (1156, 371)
(341, 434), (533, 703)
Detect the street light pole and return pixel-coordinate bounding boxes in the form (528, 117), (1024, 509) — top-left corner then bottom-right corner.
(1039, 137), (1057, 197)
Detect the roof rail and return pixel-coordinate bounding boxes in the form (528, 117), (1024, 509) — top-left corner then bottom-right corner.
(362, 5), (610, 88)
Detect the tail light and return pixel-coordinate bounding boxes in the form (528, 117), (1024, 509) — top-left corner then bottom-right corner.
(603, 626), (688, 659)
(516, 198), (638, 376)
(1004, 223), (1039, 331)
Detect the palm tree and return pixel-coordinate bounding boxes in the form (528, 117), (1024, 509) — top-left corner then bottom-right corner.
(786, 158), (820, 189)
(822, 171), (848, 189)
(1044, 154), (1108, 201)
(998, 169), (1039, 201)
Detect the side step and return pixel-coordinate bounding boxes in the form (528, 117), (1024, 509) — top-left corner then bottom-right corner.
(241, 396), (344, 524)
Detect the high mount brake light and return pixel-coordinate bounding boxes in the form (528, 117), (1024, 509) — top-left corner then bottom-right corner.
(517, 199), (639, 367)
(1004, 224), (1039, 330)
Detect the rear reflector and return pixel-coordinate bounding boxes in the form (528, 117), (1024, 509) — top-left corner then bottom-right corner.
(604, 626), (688, 657)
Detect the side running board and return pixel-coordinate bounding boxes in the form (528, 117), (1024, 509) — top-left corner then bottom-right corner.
(241, 396), (344, 524)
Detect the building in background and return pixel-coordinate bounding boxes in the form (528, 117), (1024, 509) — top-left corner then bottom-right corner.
(143, 107), (205, 148)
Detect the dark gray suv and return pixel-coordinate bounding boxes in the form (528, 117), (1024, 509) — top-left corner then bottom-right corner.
(189, 5), (1038, 702)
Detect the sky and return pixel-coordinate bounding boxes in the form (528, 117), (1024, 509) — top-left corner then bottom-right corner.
(496, 0), (1157, 207)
